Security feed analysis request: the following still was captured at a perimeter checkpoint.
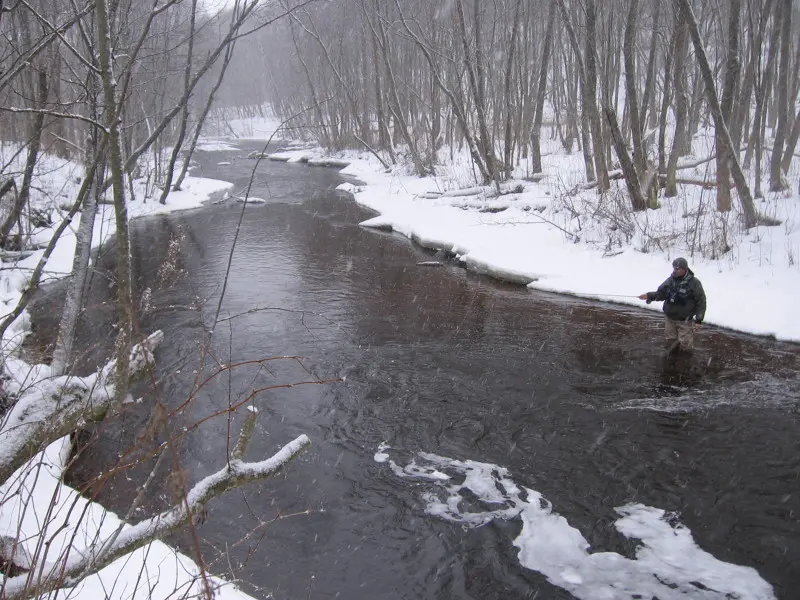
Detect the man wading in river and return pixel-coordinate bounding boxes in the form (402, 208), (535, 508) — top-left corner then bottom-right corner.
(638, 257), (707, 353)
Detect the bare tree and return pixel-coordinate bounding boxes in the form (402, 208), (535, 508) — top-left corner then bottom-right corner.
(676, 0), (757, 228)
(502, 0), (524, 176)
(555, 0), (596, 182)
(606, 106), (648, 211)
(455, 0), (501, 185)
(95, 0), (135, 402)
(716, 0), (741, 212)
(584, 0), (610, 191)
(159, 0), (199, 204)
(531, 1), (556, 174)
(623, 0), (656, 208)
(769, 0), (792, 191)
(664, 8), (690, 197)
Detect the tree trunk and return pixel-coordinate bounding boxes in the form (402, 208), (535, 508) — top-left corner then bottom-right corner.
(531, 1), (556, 174)
(502, 0), (524, 177)
(49, 48), (70, 159)
(51, 52), (104, 375)
(665, 10), (690, 197)
(554, 0), (595, 182)
(780, 110), (800, 173)
(96, 0), (133, 402)
(640, 2), (661, 129)
(769, 0), (791, 191)
(732, 0), (773, 154)
(732, 49), (755, 153)
(754, 90), (764, 198)
(624, 0), (645, 178)
(744, 0), (779, 170)
(159, 0), (198, 204)
(174, 39), (237, 191)
(365, 6), (393, 161)
(677, 0), (758, 228)
(51, 149), (100, 374)
(473, 0), (485, 110)
(605, 106), (647, 211)
(686, 64), (705, 150)
(716, 0), (741, 212)
(658, 33), (673, 175)
(585, 0), (610, 191)
(372, 2), (428, 177)
(456, 0), (500, 184)
(429, 59), (441, 162)
(0, 69), (47, 248)
(624, 0), (657, 208)
(393, 0), (489, 183)
(288, 17), (332, 148)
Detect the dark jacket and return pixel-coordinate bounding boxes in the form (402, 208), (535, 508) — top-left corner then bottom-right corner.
(646, 269), (706, 322)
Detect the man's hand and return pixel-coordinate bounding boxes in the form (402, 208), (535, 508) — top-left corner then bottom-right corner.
(638, 293), (648, 300)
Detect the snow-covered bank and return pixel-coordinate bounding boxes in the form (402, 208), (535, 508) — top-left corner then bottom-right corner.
(339, 165), (799, 341)
(0, 146), (251, 599)
(219, 115), (799, 342)
(0, 153), (232, 356)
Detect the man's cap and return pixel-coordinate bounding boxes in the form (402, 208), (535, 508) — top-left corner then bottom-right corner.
(672, 257), (689, 270)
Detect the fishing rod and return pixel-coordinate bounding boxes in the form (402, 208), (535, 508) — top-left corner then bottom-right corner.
(573, 293), (642, 298)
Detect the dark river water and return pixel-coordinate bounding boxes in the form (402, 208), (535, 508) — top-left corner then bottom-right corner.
(28, 141), (800, 599)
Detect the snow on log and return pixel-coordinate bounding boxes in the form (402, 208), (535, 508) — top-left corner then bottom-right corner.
(0, 330), (164, 486)
(441, 186), (486, 198)
(1, 433), (310, 600)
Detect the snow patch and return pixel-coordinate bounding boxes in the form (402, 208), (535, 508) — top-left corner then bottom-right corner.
(373, 442), (391, 463)
(377, 447), (776, 600)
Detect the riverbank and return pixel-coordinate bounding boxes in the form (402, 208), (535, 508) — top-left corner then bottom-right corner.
(0, 147), (233, 355)
(219, 114), (800, 343)
(0, 146), (254, 599)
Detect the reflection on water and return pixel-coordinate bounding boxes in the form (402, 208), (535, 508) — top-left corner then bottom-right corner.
(26, 141), (800, 600)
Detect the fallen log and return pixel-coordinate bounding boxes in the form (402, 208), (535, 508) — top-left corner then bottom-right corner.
(657, 173), (717, 189)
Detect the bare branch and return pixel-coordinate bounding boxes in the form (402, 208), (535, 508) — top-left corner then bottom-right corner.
(0, 330), (164, 487)
(0, 3), (94, 95)
(2, 434), (310, 600)
(0, 107), (107, 131)
(18, 0), (100, 75)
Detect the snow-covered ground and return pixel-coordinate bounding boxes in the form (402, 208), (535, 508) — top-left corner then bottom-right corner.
(0, 146), (254, 599)
(222, 113), (800, 342)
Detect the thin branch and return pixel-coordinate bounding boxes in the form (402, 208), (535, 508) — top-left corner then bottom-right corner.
(0, 3), (94, 95)
(18, 0), (99, 75)
(0, 107), (107, 131)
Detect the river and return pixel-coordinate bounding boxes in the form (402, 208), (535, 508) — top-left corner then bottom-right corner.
(27, 141), (800, 599)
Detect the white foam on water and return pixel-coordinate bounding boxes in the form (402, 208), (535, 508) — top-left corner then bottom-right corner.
(377, 448), (776, 600)
(374, 441), (391, 463)
(614, 374), (800, 413)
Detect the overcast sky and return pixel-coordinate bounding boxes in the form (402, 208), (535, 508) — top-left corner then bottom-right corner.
(201, 0), (230, 14)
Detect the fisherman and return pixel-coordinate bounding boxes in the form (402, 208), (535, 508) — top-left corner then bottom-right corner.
(638, 257), (706, 353)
